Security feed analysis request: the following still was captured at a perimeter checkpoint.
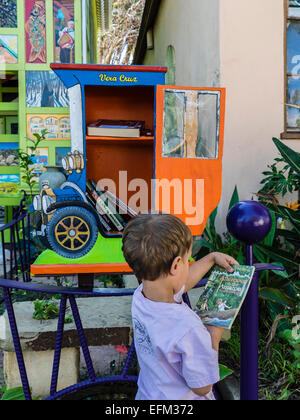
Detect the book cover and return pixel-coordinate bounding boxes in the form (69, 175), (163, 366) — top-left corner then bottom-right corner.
(195, 265), (256, 330)
(87, 119), (145, 138)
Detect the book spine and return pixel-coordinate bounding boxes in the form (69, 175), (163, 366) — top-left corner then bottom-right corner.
(85, 193), (112, 232)
(87, 179), (137, 223)
(87, 180), (125, 229)
(95, 195), (124, 231)
(98, 192), (127, 226)
(86, 184), (116, 230)
(97, 212), (112, 232)
(103, 189), (137, 217)
(87, 185), (123, 231)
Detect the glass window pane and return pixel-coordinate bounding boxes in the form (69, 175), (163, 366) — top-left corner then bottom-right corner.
(53, 1), (75, 63)
(162, 90), (185, 158)
(286, 76), (300, 129)
(289, 1), (300, 18)
(287, 21), (300, 74)
(162, 89), (220, 159)
(0, 71), (18, 103)
(196, 93), (219, 158)
(0, 1), (17, 28)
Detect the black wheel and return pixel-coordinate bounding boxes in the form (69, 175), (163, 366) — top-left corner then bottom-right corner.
(46, 206), (98, 259)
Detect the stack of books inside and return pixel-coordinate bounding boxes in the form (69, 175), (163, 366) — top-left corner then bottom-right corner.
(86, 179), (137, 233)
(87, 119), (153, 138)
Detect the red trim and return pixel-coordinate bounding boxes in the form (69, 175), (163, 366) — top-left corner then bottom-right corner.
(50, 63), (168, 73)
(31, 263), (133, 276)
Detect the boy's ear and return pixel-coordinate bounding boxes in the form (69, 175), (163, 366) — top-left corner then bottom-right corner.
(170, 256), (182, 275)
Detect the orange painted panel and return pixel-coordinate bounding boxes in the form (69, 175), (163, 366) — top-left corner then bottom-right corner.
(31, 261), (196, 276)
(31, 263), (133, 276)
(155, 85), (226, 236)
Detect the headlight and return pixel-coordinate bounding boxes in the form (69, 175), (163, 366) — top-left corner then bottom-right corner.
(68, 155), (75, 169)
(33, 195), (41, 211)
(62, 157), (68, 171)
(62, 155), (74, 171)
(42, 195), (56, 214)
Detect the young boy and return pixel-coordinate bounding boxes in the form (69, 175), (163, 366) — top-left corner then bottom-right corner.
(122, 213), (239, 400)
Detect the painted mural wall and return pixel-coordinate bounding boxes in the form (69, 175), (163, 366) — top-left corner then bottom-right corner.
(0, 0), (82, 201)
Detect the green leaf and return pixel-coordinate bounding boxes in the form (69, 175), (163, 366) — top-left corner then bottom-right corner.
(263, 209), (276, 247)
(1, 387), (25, 400)
(219, 364), (233, 382)
(208, 207), (218, 232)
(272, 138), (300, 175)
(228, 186), (240, 211)
(268, 261), (289, 279)
(193, 238), (215, 251)
(259, 287), (295, 309)
(253, 245), (268, 263)
(276, 229), (300, 245)
(255, 243), (300, 270)
(33, 133), (41, 141)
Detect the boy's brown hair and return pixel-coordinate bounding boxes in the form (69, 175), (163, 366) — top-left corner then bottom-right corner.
(122, 213), (193, 282)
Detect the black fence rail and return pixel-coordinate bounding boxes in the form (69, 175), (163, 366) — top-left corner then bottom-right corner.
(0, 194), (31, 304)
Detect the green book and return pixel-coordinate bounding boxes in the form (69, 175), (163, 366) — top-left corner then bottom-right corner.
(195, 265), (256, 330)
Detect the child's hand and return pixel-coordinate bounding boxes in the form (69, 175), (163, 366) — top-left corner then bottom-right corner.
(205, 325), (225, 352)
(213, 252), (239, 273)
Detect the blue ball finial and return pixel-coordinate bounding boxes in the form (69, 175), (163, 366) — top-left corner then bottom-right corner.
(226, 201), (272, 245)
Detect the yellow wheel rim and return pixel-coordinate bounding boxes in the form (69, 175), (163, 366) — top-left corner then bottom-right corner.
(54, 216), (91, 251)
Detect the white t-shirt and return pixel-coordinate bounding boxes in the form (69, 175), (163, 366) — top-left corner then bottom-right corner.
(132, 284), (220, 400)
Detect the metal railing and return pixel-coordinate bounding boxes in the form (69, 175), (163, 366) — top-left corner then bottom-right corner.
(0, 200), (287, 400)
(0, 194), (31, 306)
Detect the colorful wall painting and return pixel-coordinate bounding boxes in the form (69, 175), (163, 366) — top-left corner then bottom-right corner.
(0, 143), (19, 166)
(27, 114), (71, 140)
(0, 0), (17, 28)
(25, 0), (47, 64)
(28, 147), (48, 179)
(0, 174), (20, 195)
(25, 71), (69, 107)
(0, 35), (18, 64)
(53, 1), (75, 63)
(55, 146), (71, 166)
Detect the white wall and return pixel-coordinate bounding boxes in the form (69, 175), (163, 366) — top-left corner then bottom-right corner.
(144, 0), (220, 87)
(218, 0), (299, 234)
(142, 0), (299, 236)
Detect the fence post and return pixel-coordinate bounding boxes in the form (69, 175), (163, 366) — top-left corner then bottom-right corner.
(226, 200), (272, 400)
